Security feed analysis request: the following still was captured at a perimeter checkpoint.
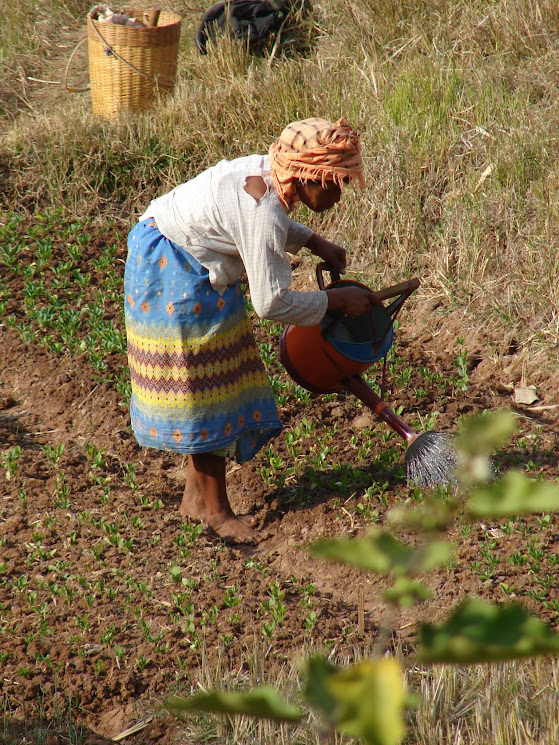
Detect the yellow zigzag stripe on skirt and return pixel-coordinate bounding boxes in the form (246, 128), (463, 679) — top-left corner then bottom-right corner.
(132, 371), (269, 412)
(125, 316), (252, 356)
(128, 344), (260, 383)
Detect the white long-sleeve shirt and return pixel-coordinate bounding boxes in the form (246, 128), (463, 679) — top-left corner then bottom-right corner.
(139, 154), (328, 326)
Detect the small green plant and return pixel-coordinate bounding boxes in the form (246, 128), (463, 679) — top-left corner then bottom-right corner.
(52, 472), (70, 509)
(260, 580), (286, 638)
(223, 585), (241, 608)
(42, 443), (65, 466)
(136, 655), (152, 672)
(2, 446), (21, 481)
(123, 463), (138, 490)
(453, 337), (470, 391)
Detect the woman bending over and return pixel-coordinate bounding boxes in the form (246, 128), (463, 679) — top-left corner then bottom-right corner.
(124, 117), (376, 544)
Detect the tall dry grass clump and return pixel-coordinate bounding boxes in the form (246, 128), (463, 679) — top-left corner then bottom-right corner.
(1, 0), (558, 353)
(408, 658), (559, 744)
(135, 639), (559, 743)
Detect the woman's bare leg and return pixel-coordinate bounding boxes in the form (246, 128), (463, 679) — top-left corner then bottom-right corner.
(178, 455), (206, 521)
(179, 453), (258, 543)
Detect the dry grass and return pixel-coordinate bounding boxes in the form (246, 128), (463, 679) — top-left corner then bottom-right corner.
(155, 641), (559, 744)
(408, 658), (559, 744)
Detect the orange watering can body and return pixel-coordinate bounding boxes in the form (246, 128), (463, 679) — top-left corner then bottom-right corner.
(279, 264), (419, 394)
(280, 321), (372, 393)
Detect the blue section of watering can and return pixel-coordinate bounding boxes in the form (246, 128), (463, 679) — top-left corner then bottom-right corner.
(319, 279), (397, 364)
(328, 323), (394, 363)
(320, 300), (395, 363)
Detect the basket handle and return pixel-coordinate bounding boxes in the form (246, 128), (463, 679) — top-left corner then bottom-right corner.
(65, 9), (173, 94)
(64, 36), (90, 93)
(87, 17), (161, 83)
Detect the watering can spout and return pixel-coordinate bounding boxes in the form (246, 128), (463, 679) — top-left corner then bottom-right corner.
(344, 375), (456, 487)
(343, 375), (417, 442)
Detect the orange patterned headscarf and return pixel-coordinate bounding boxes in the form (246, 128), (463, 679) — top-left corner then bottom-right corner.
(268, 117), (364, 210)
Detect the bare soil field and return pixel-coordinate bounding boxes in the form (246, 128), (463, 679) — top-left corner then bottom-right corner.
(1, 216), (558, 743)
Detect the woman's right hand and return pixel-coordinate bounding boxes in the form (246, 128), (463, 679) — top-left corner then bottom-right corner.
(325, 286), (380, 317)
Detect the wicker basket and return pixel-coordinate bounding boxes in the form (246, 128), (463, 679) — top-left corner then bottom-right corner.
(87, 8), (181, 119)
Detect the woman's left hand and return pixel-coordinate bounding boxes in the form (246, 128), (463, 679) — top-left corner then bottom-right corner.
(306, 234), (347, 273)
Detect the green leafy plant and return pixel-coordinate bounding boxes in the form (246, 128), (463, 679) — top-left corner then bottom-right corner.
(452, 338), (470, 391)
(2, 446), (21, 481)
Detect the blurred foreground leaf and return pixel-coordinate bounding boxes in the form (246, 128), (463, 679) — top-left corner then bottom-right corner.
(383, 578), (432, 607)
(303, 656), (339, 717)
(467, 470), (559, 517)
(166, 686), (303, 723)
(418, 598), (559, 663)
(305, 657), (406, 745)
(311, 529), (452, 576)
(457, 410), (516, 456)
(388, 496), (455, 533)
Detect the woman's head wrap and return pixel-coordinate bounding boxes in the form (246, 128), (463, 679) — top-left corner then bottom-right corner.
(268, 117), (364, 210)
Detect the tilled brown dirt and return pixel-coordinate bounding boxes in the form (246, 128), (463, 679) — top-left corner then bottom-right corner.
(1, 225), (559, 744)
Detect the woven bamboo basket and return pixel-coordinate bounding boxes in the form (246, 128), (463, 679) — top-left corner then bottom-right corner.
(87, 8), (181, 119)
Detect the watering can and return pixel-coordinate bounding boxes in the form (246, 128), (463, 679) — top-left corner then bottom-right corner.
(280, 263), (419, 393)
(279, 264), (455, 486)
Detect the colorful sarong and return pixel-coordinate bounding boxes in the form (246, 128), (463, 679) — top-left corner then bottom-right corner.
(124, 219), (281, 462)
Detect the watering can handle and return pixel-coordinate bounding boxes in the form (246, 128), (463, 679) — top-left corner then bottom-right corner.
(316, 263), (420, 299)
(370, 277), (420, 347)
(316, 263), (341, 290)
(373, 277), (420, 302)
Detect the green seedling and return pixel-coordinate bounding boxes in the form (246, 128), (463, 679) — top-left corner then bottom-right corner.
(53, 473), (70, 508)
(453, 337), (470, 390)
(223, 585), (241, 608)
(245, 557), (267, 574)
(42, 443), (65, 466)
(260, 580), (286, 638)
(269, 376), (290, 406)
(203, 605), (219, 627)
(136, 655), (152, 672)
(2, 446), (21, 481)
(123, 463), (138, 490)
(258, 341), (277, 364)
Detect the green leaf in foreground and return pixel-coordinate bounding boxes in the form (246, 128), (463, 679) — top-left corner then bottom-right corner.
(383, 578), (432, 608)
(165, 686), (303, 723)
(418, 598), (559, 664)
(466, 470), (559, 518)
(388, 496), (455, 533)
(310, 529), (452, 576)
(303, 656), (339, 718)
(457, 410), (516, 456)
(327, 658), (406, 745)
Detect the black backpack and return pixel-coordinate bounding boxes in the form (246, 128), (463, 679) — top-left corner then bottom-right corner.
(196, 0), (289, 54)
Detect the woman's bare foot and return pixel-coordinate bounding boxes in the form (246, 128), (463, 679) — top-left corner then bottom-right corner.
(178, 486), (257, 528)
(178, 457), (258, 532)
(179, 453), (260, 544)
(208, 514), (260, 544)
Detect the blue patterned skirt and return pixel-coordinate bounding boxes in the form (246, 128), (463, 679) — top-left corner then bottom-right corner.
(124, 219), (281, 462)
